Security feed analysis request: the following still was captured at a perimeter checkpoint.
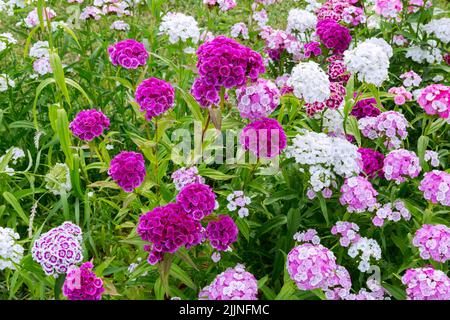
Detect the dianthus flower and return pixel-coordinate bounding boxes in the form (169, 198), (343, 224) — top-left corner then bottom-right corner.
(372, 200), (411, 227)
(199, 264), (258, 300)
(171, 166), (205, 191)
(25, 8), (56, 28)
(331, 221), (361, 247)
(400, 71), (422, 88)
(69, 109), (110, 141)
(135, 77), (175, 120)
(417, 84), (450, 121)
(375, 0), (403, 19)
(383, 149), (421, 184)
(108, 151), (146, 192)
(108, 39), (148, 69)
(340, 176), (379, 213)
(159, 12), (200, 45)
(305, 81), (345, 117)
(327, 56), (350, 84)
(303, 41), (322, 58)
(402, 267), (450, 300)
(348, 237), (382, 272)
(190, 77), (221, 108)
(31, 222), (83, 277)
(423, 18), (450, 44)
(176, 183), (216, 220)
(0, 227), (24, 270)
(293, 229), (321, 245)
(425, 150), (440, 168)
(389, 86), (413, 105)
(80, 6), (104, 20)
(33, 56), (52, 76)
(342, 6), (366, 26)
(358, 147), (384, 179)
(236, 79), (280, 120)
(239, 118), (287, 159)
(137, 203), (203, 264)
(230, 23), (249, 40)
(63, 262), (105, 300)
(324, 265), (353, 300)
(44, 163), (72, 196)
(419, 170), (450, 206)
(288, 61), (330, 104)
(226, 190), (251, 218)
(259, 27), (302, 61)
(286, 8), (317, 34)
(413, 224), (450, 263)
(206, 215), (238, 251)
(316, 19), (352, 54)
(110, 20), (130, 31)
(203, 0), (237, 12)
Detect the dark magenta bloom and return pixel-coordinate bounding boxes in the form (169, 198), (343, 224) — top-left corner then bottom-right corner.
(135, 77), (175, 120)
(176, 183), (216, 220)
(69, 109), (110, 141)
(108, 151), (146, 192)
(350, 96), (381, 119)
(137, 203), (203, 264)
(108, 39), (148, 69)
(190, 77), (221, 108)
(206, 215), (238, 251)
(303, 41), (322, 58)
(316, 19), (352, 54)
(358, 147), (385, 179)
(63, 262), (105, 300)
(327, 55), (351, 84)
(239, 118), (287, 159)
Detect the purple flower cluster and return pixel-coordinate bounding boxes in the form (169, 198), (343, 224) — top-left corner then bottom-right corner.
(417, 84), (450, 120)
(171, 166), (205, 191)
(190, 77), (221, 108)
(339, 176), (378, 213)
(31, 222), (83, 277)
(413, 224), (450, 262)
(383, 149), (421, 184)
(402, 267), (450, 300)
(205, 215), (238, 251)
(358, 147), (384, 179)
(372, 200), (411, 227)
(324, 265), (353, 300)
(239, 118), (287, 159)
(108, 39), (148, 69)
(316, 19), (352, 54)
(108, 151), (146, 192)
(293, 228), (321, 245)
(305, 81), (346, 117)
(350, 97), (381, 120)
(199, 264), (258, 300)
(176, 183), (216, 220)
(69, 109), (110, 141)
(135, 78), (175, 120)
(419, 170), (450, 206)
(236, 79), (280, 120)
(331, 221), (360, 247)
(137, 203), (203, 265)
(303, 41), (322, 58)
(63, 262), (105, 300)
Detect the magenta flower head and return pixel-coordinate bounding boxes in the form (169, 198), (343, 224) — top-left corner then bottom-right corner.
(108, 39), (148, 69)
(176, 183), (216, 220)
(402, 267), (450, 300)
(135, 77), (175, 121)
(199, 264), (258, 300)
(69, 109), (110, 141)
(419, 170), (450, 206)
(63, 262), (105, 300)
(339, 176), (379, 213)
(413, 224), (450, 263)
(239, 118), (287, 159)
(316, 19), (352, 54)
(236, 79), (280, 120)
(190, 76), (221, 108)
(137, 203), (203, 265)
(417, 84), (450, 120)
(206, 215), (238, 251)
(358, 147), (384, 179)
(383, 149), (421, 184)
(31, 221), (83, 277)
(303, 41), (322, 58)
(108, 151), (146, 192)
(327, 55), (351, 84)
(351, 96), (381, 119)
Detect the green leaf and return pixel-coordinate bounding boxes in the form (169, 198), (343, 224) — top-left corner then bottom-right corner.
(56, 108), (74, 169)
(198, 168), (236, 180)
(3, 192), (29, 224)
(235, 218), (250, 241)
(256, 216), (287, 237)
(49, 50), (71, 107)
(170, 263), (196, 290)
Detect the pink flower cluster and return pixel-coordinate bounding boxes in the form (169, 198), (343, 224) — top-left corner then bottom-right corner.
(31, 222), (83, 277)
(375, 0), (403, 19)
(236, 79), (280, 120)
(303, 42), (322, 59)
(389, 86), (413, 105)
(69, 109), (110, 141)
(358, 147), (385, 179)
(206, 215), (238, 251)
(417, 84), (450, 120)
(419, 170), (450, 206)
(108, 151), (146, 192)
(383, 149), (421, 184)
(293, 228), (321, 245)
(137, 203), (203, 265)
(342, 6), (366, 26)
(239, 118), (287, 159)
(199, 264), (258, 300)
(339, 176), (379, 213)
(327, 56), (351, 84)
(402, 267), (450, 300)
(316, 19), (352, 54)
(400, 71), (422, 88)
(63, 262), (105, 300)
(331, 221), (360, 247)
(203, 0), (237, 12)
(350, 97), (381, 120)
(171, 166), (205, 191)
(317, 0), (353, 22)
(108, 39), (148, 69)
(135, 78), (175, 121)
(176, 183), (216, 220)
(413, 224), (450, 263)
(323, 265), (353, 300)
(305, 82), (346, 116)
(259, 27), (302, 62)
(372, 200), (411, 227)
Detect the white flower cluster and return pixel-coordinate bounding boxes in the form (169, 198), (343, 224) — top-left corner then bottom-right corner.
(110, 20), (130, 31)
(425, 150), (440, 167)
(322, 106), (345, 138)
(29, 41), (52, 77)
(423, 18), (450, 44)
(29, 41), (49, 59)
(0, 147), (24, 176)
(159, 12), (200, 45)
(0, 73), (15, 92)
(344, 38), (393, 87)
(226, 191), (251, 218)
(348, 237), (382, 272)
(288, 61), (330, 104)
(286, 8), (317, 34)
(0, 0), (25, 16)
(0, 32), (17, 53)
(405, 40), (443, 64)
(0, 227), (24, 270)
(285, 131), (361, 194)
(230, 22), (249, 40)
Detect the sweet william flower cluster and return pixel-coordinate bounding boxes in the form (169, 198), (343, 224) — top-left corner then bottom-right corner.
(413, 224), (450, 263)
